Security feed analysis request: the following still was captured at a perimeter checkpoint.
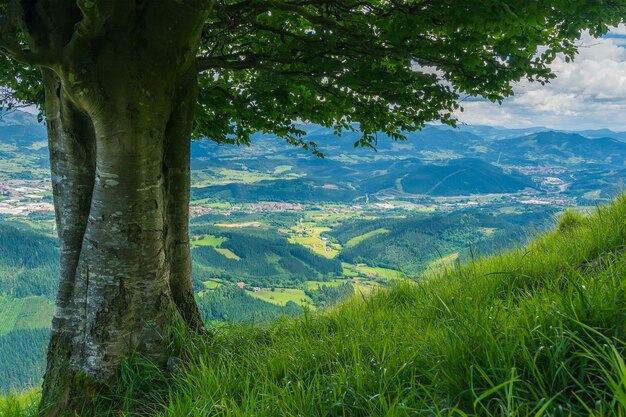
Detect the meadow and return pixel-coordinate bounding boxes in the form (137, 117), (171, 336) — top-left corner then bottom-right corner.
(0, 297), (53, 336)
(6, 194), (626, 416)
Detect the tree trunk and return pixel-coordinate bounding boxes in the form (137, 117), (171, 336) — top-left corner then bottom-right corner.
(34, 4), (209, 415)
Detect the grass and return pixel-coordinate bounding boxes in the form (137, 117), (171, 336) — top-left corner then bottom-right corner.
(190, 234), (226, 248)
(288, 225), (341, 258)
(190, 235), (240, 260)
(202, 281), (222, 290)
(351, 279), (382, 295)
(427, 251), (460, 271)
(214, 221), (263, 228)
(191, 168), (305, 188)
(249, 288), (313, 307)
(0, 297), (25, 335)
(191, 168), (277, 187)
(7, 195), (626, 416)
(0, 296), (54, 335)
(345, 228), (390, 248)
(190, 200), (231, 209)
(341, 262), (360, 277)
(13, 297), (54, 329)
(214, 248), (241, 260)
(0, 389), (39, 416)
(342, 262), (402, 282)
(159, 195), (626, 416)
(353, 264), (404, 280)
(304, 279), (351, 290)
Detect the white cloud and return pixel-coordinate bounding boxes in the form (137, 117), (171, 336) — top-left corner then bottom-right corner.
(607, 25), (626, 36)
(457, 26), (626, 131)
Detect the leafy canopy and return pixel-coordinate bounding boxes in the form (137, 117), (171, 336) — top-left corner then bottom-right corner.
(1, 1), (624, 151)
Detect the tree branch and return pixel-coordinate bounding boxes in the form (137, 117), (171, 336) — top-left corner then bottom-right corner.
(75, 0), (103, 38)
(0, 11), (53, 65)
(64, 0), (103, 58)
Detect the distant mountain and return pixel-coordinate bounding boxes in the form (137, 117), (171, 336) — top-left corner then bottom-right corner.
(454, 125), (550, 140)
(4, 109), (626, 202)
(573, 128), (626, 142)
(192, 179), (359, 202)
(365, 158), (535, 196)
(490, 132), (626, 166)
(0, 110), (43, 128)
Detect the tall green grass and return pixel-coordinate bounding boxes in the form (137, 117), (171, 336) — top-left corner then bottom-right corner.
(4, 196), (626, 416)
(0, 389), (39, 417)
(157, 196), (626, 417)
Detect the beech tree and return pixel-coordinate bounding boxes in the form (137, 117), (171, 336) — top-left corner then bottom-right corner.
(0, 0), (623, 415)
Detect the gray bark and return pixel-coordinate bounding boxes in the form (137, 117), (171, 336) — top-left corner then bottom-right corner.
(34, 4), (211, 414)
(164, 70), (205, 331)
(40, 73), (205, 416)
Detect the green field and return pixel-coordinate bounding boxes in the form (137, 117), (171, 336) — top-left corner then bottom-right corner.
(341, 262), (359, 277)
(345, 228), (390, 248)
(353, 264), (403, 280)
(215, 247), (241, 260)
(341, 262), (401, 280)
(0, 297), (24, 335)
(189, 200), (232, 209)
(191, 235), (242, 260)
(214, 221), (263, 228)
(351, 280), (382, 295)
(249, 288), (313, 307)
(190, 234), (226, 248)
(202, 281), (222, 289)
(303, 206), (365, 225)
(192, 168), (276, 187)
(192, 168), (304, 188)
(427, 252), (460, 271)
(0, 296), (53, 336)
(147, 197), (626, 417)
(289, 225), (341, 258)
(304, 279), (350, 290)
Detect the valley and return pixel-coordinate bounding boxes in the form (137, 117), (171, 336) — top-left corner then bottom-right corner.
(1, 109), (626, 392)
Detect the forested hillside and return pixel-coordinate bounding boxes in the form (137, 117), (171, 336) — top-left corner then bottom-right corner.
(330, 209), (552, 275)
(0, 223), (58, 298)
(0, 204), (556, 392)
(191, 226), (343, 288)
(2, 110), (626, 393)
(6, 191), (626, 417)
(1, 0), (624, 411)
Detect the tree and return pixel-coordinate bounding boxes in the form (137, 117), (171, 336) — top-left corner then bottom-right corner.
(0, 0), (623, 415)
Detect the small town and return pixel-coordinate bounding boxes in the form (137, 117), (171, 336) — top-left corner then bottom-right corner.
(0, 179), (54, 216)
(1, 174), (577, 219)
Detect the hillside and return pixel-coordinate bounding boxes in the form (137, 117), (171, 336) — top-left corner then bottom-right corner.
(5, 109), (626, 207)
(364, 158), (534, 196)
(2, 109), (626, 399)
(5, 196), (626, 416)
(186, 124), (626, 203)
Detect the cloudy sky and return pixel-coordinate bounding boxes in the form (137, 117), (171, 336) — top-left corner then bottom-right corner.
(457, 26), (626, 131)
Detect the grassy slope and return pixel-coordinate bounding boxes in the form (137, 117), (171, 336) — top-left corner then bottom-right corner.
(345, 228), (390, 248)
(5, 197), (626, 416)
(0, 296), (54, 336)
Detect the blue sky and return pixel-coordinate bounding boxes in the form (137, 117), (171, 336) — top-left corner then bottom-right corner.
(457, 26), (626, 131)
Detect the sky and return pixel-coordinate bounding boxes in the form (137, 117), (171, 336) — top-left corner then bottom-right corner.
(456, 26), (626, 132)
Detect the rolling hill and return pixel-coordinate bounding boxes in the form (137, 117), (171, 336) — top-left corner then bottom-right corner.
(6, 193), (626, 416)
(364, 158), (535, 196)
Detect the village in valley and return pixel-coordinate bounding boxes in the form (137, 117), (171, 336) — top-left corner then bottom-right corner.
(0, 179), (54, 216)
(0, 110), (618, 314)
